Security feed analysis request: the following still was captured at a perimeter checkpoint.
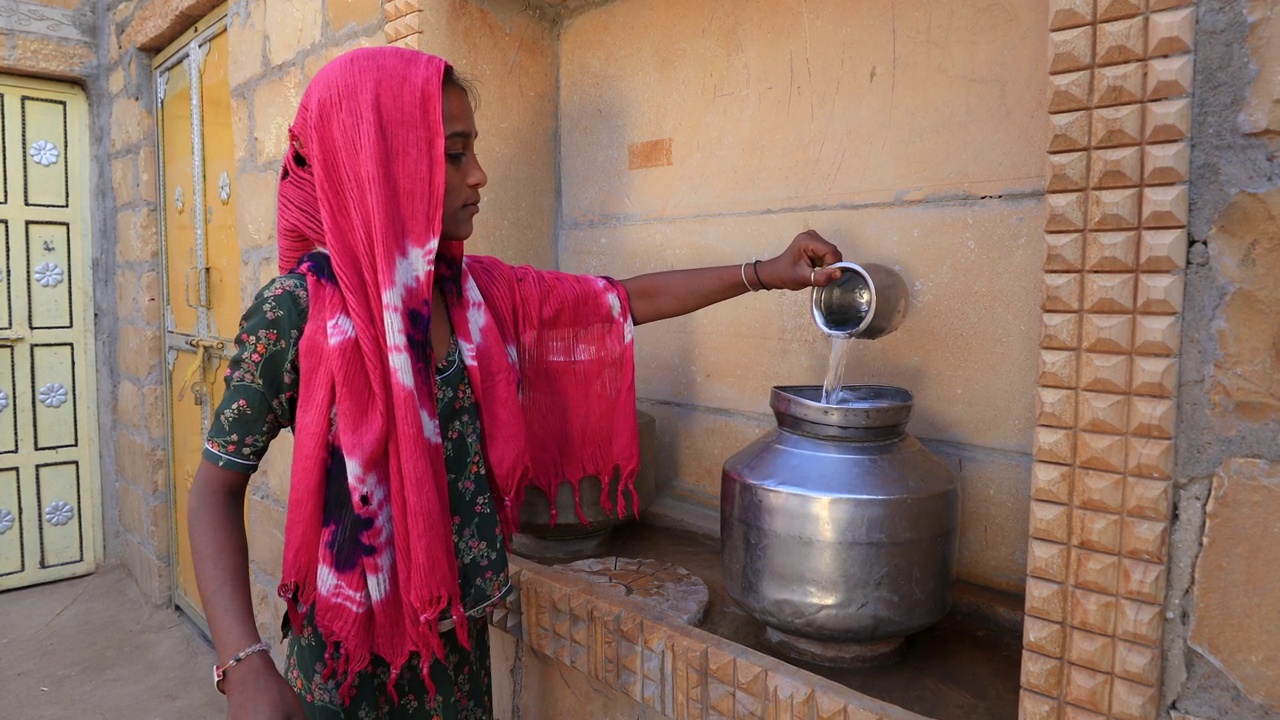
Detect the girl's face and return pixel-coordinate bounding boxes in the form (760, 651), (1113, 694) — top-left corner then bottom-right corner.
(440, 83), (487, 243)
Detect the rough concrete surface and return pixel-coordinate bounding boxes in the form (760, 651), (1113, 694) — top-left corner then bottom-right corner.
(1167, 0), (1280, 718)
(0, 567), (224, 720)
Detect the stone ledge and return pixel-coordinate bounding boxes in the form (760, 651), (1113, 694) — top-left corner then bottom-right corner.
(492, 556), (931, 720)
(121, 0), (225, 51)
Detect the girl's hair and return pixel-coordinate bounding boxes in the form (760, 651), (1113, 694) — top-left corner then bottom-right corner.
(443, 65), (478, 108)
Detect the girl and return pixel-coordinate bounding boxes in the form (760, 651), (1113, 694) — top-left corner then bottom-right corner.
(188, 47), (842, 720)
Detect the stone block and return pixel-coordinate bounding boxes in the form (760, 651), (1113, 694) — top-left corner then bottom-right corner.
(111, 156), (137, 205)
(139, 270), (164, 328)
(255, 431), (294, 505)
(142, 381), (167, 442)
(1206, 189), (1280, 424)
(1189, 458), (1280, 712)
(302, 34), (379, 82)
(109, 95), (152, 153)
(116, 378), (143, 431)
(251, 69), (304, 164)
(234, 170), (282, 249)
(115, 268), (140, 324)
(118, 323), (163, 379)
(246, 496), (286, 574)
(265, 0), (323, 66)
(3, 37), (95, 80)
(121, 0), (222, 51)
(326, 0), (381, 32)
(137, 144), (158, 203)
(1242, 0), (1280, 138)
(115, 431), (167, 497)
(119, 479), (170, 558)
(115, 207), (160, 264)
(122, 534), (171, 604)
(227, 0), (265, 87)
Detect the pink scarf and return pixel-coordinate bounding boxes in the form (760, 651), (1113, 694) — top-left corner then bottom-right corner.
(273, 47), (638, 696)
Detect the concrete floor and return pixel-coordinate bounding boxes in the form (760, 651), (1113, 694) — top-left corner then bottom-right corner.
(0, 566), (225, 719)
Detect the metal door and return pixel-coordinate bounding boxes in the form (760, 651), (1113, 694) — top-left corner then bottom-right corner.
(155, 8), (243, 622)
(0, 75), (102, 592)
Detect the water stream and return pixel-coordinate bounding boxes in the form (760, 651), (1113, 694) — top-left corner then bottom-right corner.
(821, 338), (854, 405)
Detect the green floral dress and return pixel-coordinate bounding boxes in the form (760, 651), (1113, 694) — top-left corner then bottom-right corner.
(205, 256), (509, 719)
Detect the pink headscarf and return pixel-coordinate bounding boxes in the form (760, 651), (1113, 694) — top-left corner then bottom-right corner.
(274, 47), (638, 697)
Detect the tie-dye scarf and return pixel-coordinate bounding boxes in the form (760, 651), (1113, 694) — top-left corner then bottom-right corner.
(273, 47), (638, 699)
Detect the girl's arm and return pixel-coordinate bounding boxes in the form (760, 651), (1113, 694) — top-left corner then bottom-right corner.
(189, 460), (306, 718)
(619, 230), (844, 326)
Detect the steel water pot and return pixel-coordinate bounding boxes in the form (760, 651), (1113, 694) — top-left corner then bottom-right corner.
(720, 385), (959, 662)
(811, 262), (909, 340)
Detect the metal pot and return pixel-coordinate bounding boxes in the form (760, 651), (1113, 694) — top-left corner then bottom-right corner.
(811, 262), (909, 339)
(721, 385), (959, 663)
(512, 411), (656, 560)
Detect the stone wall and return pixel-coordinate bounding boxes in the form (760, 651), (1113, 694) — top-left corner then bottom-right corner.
(555, 0), (1049, 593)
(1162, 1), (1280, 719)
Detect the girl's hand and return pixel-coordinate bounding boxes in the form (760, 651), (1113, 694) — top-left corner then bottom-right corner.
(758, 230), (844, 290)
(224, 652), (307, 719)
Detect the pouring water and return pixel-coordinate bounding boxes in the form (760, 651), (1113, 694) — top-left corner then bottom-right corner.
(811, 261), (909, 405)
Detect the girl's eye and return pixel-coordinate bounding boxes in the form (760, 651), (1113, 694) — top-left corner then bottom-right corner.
(446, 152), (467, 164)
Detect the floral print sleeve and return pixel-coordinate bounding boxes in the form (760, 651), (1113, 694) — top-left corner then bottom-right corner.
(203, 274), (309, 473)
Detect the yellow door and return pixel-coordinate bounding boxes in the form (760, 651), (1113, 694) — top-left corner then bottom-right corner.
(0, 76), (103, 592)
(156, 8), (242, 623)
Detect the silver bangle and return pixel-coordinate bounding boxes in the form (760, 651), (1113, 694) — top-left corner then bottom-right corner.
(741, 262), (757, 292)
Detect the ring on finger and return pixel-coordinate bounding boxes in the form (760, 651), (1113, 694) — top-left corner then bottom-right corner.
(811, 267), (819, 286)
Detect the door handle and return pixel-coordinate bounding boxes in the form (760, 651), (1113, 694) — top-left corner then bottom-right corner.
(185, 266), (210, 310)
(0, 331), (25, 343)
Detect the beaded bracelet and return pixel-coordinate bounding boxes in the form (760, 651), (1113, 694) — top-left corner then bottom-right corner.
(213, 640), (271, 694)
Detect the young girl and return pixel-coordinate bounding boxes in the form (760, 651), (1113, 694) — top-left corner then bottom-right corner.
(188, 47), (842, 719)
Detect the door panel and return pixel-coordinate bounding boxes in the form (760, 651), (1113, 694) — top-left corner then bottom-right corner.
(0, 75), (100, 592)
(161, 65), (199, 338)
(169, 348), (206, 616)
(27, 222), (73, 329)
(21, 97), (68, 209)
(0, 468), (22, 577)
(0, 346), (16, 455)
(35, 462), (83, 567)
(29, 343), (78, 451)
(201, 31), (242, 340)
